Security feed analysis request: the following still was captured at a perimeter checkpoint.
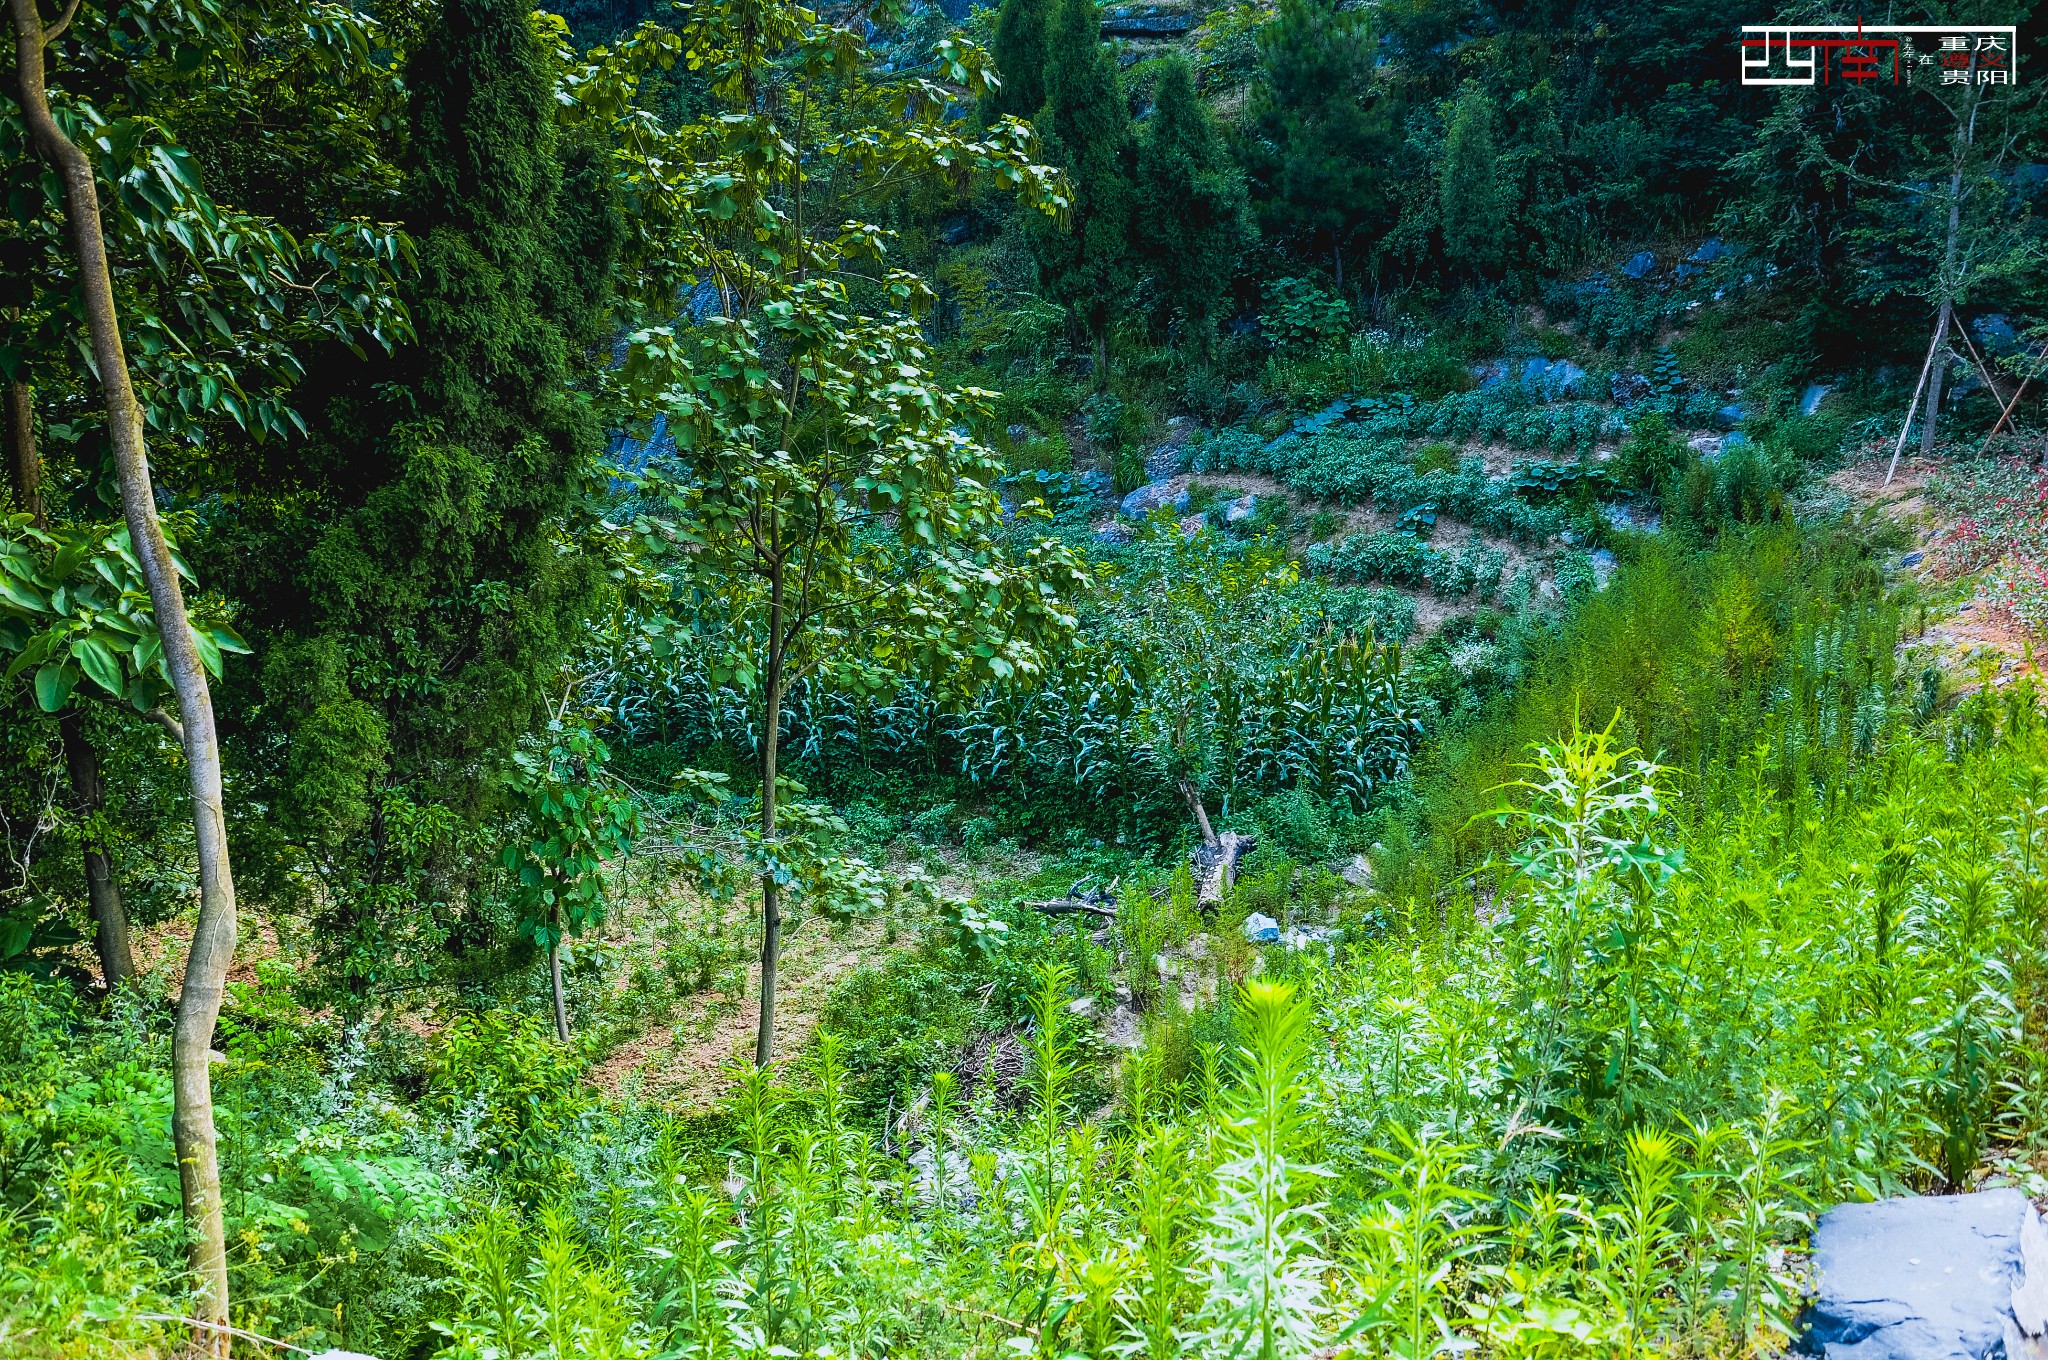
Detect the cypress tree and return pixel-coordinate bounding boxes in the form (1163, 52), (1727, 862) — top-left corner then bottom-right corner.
(209, 0), (624, 986)
(988, 0), (1053, 122)
(1136, 56), (1252, 346)
(1027, 0), (1135, 370)
(1439, 81), (1507, 278)
(1245, 0), (1391, 288)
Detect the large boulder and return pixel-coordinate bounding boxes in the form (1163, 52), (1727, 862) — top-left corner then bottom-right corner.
(1801, 1190), (2045, 1360)
(1120, 481), (1179, 518)
(1145, 444), (1187, 480)
(1621, 250), (1657, 279)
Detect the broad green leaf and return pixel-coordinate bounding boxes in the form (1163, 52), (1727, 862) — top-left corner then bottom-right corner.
(34, 661), (79, 712)
(71, 635), (125, 696)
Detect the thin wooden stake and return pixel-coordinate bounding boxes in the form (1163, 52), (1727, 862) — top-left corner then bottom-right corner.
(1887, 322), (1947, 486)
(1976, 341), (2048, 459)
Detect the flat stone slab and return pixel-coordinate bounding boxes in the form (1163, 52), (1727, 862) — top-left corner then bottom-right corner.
(1802, 1189), (2036, 1360)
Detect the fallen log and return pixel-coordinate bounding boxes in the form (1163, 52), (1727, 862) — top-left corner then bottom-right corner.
(1025, 878), (1120, 919)
(1027, 898), (1118, 919)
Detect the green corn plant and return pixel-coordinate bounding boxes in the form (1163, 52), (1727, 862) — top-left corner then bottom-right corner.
(1187, 980), (1329, 1360)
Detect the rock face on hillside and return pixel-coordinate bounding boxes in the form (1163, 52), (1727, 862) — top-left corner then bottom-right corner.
(1800, 1189), (2048, 1359)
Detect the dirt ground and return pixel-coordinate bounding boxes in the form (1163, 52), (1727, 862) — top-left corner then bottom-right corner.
(1830, 452), (2043, 690)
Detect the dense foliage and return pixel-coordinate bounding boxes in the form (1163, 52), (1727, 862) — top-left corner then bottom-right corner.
(3, 0), (2047, 1355)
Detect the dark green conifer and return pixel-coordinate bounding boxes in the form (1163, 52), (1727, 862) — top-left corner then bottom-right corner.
(1245, 0), (1392, 288)
(1439, 81), (1507, 278)
(1136, 56), (1252, 347)
(988, 0), (1053, 122)
(1026, 0), (1136, 371)
(211, 0), (624, 984)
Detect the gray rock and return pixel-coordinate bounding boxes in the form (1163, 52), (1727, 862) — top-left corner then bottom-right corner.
(1612, 372), (1654, 404)
(1686, 433), (1723, 459)
(1145, 444), (1186, 480)
(1225, 494), (1262, 524)
(1076, 468), (1115, 500)
(1243, 912), (1280, 944)
(1095, 521), (1134, 547)
(1622, 250), (1657, 279)
(1902, 551), (1925, 568)
(1589, 548), (1618, 588)
(1689, 237), (1729, 263)
(1973, 313), (2019, 356)
(1103, 1003), (1142, 1050)
(1802, 1190), (2035, 1360)
(1100, 11), (1190, 35)
(1714, 403), (1749, 430)
(1067, 996), (1098, 1020)
(1180, 511), (1208, 535)
(1801, 384), (1832, 416)
(1473, 358), (1510, 389)
(1119, 481), (1179, 518)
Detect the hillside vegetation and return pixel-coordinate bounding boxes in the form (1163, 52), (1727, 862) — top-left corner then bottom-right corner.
(1, 0), (2045, 1357)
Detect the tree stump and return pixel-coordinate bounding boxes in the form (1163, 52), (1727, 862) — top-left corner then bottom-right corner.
(1191, 831), (1256, 911)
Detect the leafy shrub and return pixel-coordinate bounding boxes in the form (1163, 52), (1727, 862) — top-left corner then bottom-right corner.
(819, 953), (983, 1115)
(1260, 277), (1350, 357)
(1304, 531), (1439, 587)
(425, 1010), (590, 1168)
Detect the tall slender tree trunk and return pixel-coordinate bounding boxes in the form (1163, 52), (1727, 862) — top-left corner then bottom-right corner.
(549, 925), (570, 1043)
(754, 565), (785, 1068)
(9, 5), (239, 1348)
(5, 380), (137, 988)
(1922, 85), (1980, 459)
(59, 710), (136, 987)
(1920, 304), (1951, 458)
(4, 381), (39, 522)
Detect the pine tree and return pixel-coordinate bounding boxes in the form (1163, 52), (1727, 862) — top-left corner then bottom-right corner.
(1439, 81), (1507, 279)
(1136, 56), (1252, 347)
(988, 0), (1053, 122)
(1245, 0), (1391, 289)
(1026, 0), (1135, 369)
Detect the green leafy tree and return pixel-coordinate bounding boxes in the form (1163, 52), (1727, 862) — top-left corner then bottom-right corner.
(1439, 81), (1506, 279)
(4, 0), (412, 1338)
(602, 0), (1085, 1066)
(1026, 0), (1135, 372)
(988, 0), (1053, 122)
(499, 721), (640, 1042)
(1135, 55), (1252, 347)
(1245, 0), (1392, 289)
